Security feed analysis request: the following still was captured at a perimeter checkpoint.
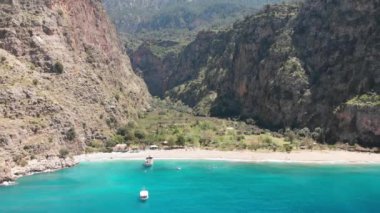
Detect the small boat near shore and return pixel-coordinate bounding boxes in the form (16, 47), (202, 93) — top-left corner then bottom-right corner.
(140, 188), (149, 201)
(0, 181), (16, 187)
(143, 156), (154, 167)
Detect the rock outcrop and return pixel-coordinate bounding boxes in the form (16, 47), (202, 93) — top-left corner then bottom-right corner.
(332, 94), (380, 147)
(0, 0), (150, 182)
(133, 0), (380, 147)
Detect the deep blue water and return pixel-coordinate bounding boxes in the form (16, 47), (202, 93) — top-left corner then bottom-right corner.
(1, 161), (380, 213)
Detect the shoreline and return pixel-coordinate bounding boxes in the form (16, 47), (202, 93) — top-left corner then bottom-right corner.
(2, 150), (380, 186)
(0, 157), (77, 187)
(75, 149), (380, 165)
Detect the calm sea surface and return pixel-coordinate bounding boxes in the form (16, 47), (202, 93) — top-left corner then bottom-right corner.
(1, 161), (380, 213)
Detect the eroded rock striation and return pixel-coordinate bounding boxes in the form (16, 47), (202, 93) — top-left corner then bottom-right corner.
(0, 0), (150, 182)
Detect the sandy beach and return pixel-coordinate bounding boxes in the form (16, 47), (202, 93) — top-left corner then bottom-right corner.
(2, 150), (379, 185)
(74, 150), (380, 164)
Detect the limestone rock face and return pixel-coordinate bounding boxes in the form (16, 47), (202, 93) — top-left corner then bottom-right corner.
(332, 95), (380, 147)
(134, 0), (379, 147)
(131, 44), (174, 97)
(0, 0), (150, 182)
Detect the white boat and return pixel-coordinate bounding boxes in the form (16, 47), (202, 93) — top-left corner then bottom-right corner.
(144, 156), (154, 167)
(140, 189), (149, 201)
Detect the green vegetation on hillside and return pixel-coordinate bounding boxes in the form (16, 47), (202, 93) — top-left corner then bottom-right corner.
(104, 0), (293, 53)
(347, 93), (380, 107)
(105, 0), (379, 149)
(141, 37), (190, 59)
(89, 98), (359, 153)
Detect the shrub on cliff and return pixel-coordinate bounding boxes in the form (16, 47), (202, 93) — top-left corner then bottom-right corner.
(127, 121), (137, 128)
(66, 128), (76, 141)
(176, 135), (186, 146)
(51, 62), (64, 74)
(59, 148), (69, 159)
(13, 155), (28, 167)
(284, 129), (296, 143)
(116, 126), (128, 136)
(245, 118), (256, 125)
(283, 144), (293, 153)
(311, 127), (325, 142)
(57, 9), (64, 16)
(297, 127), (310, 138)
(115, 94), (120, 101)
(134, 129), (147, 140)
(347, 92), (380, 107)
(89, 140), (104, 149)
(106, 117), (118, 128)
(259, 135), (280, 151)
(106, 135), (125, 148)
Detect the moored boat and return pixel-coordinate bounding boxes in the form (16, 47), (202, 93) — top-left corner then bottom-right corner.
(144, 156), (154, 167)
(140, 189), (149, 201)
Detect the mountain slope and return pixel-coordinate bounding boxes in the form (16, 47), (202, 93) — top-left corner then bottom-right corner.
(104, 0), (286, 33)
(0, 0), (150, 182)
(103, 0), (291, 53)
(135, 0), (380, 147)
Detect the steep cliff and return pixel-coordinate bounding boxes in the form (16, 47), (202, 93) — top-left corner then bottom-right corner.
(136, 0), (380, 147)
(0, 0), (150, 182)
(131, 43), (177, 97)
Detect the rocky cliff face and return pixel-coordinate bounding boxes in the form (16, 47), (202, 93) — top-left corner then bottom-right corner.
(135, 0), (380, 147)
(131, 44), (176, 97)
(332, 94), (380, 147)
(0, 0), (150, 182)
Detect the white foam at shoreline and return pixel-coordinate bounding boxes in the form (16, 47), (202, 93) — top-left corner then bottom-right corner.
(0, 181), (17, 187)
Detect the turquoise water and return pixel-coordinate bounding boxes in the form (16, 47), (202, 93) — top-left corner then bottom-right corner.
(1, 161), (380, 213)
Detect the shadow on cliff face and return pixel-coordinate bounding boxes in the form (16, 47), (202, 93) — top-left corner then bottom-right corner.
(210, 95), (242, 118)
